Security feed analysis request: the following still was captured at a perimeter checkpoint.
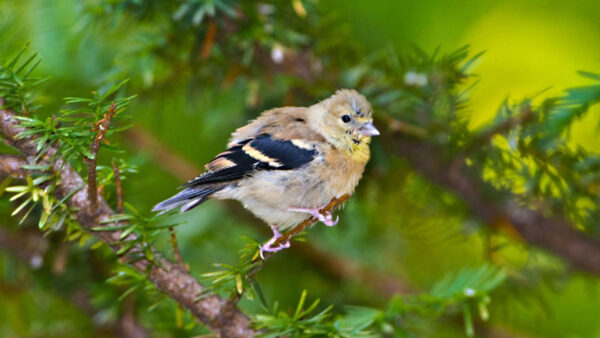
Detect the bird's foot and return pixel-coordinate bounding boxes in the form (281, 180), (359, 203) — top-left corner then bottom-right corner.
(259, 225), (291, 259)
(288, 206), (339, 227)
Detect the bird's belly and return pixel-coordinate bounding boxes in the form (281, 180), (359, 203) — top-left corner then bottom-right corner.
(214, 167), (351, 230)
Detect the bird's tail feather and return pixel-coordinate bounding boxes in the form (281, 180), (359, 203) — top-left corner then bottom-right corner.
(152, 187), (219, 213)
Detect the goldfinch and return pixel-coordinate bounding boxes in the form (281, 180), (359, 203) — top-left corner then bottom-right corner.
(153, 89), (379, 255)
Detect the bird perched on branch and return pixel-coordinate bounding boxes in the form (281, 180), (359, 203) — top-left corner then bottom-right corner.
(153, 89), (379, 255)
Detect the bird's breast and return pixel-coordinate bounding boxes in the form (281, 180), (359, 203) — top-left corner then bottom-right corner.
(215, 149), (367, 229)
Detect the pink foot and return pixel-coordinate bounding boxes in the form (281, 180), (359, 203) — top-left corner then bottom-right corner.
(260, 225), (290, 259)
(288, 206), (339, 227)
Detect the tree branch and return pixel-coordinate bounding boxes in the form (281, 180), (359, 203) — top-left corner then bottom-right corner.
(112, 159), (124, 214)
(0, 107), (257, 337)
(0, 154), (29, 179)
(0, 223), (148, 337)
(0, 225), (48, 268)
(387, 122), (600, 275)
(260, 194), (350, 258)
(87, 103), (117, 213)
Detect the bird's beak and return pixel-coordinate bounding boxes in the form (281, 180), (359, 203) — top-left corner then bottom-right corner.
(358, 122), (380, 137)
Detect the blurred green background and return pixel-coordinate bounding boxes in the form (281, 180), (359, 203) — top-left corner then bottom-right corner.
(1, 0), (599, 337)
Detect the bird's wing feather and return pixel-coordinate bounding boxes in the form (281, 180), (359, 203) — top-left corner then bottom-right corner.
(183, 134), (317, 187)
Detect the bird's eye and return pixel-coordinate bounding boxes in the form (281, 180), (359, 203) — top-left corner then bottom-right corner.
(341, 114), (351, 123)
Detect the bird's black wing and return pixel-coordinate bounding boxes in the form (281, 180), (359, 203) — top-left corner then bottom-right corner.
(182, 134), (318, 187)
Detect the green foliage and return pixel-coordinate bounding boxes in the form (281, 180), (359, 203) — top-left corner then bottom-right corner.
(547, 71), (600, 135)
(1, 1), (600, 337)
(107, 265), (163, 303)
(472, 75), (600, 234)
(252, 265), (506, 337)
(252, 290), (376, 338)
(2, 164), (87, 245)
(200, 236), (262, 300)
(95, 202), (181, 262)
(387, 264), (506, 336)
(0, 44), (46, 114)
(172, 0), (237, 26)
(15, 79), (135, 162)
(0, 52), (139, 246)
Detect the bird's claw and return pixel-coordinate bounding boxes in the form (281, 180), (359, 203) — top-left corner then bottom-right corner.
(259, 225), (290, 259)
(288, 206), (339, 227)
(318, 212), (339, 227)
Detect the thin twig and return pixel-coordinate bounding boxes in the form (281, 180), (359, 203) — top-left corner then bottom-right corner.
(112, 159), (124, 214)
(0, 225), (48, 267)
(463, 106), (534, 154)
(386, 117), (600, 275)
(263, 194), (351, 255)
(385, 116), (429, 139)
(0, 107), (257, 337)
(201, 21), (218, 59)
(0, 223), (147, 337)
(232, 194), (351, 304)
(87, 103), (117, 213)
(121, 295), (148, 338)
(169, 226), (188, 272)
(0, 154), (29, 179)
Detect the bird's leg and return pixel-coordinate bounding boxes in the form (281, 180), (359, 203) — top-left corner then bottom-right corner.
(287, 206), (339, 227)
(259, 225), (291, 259)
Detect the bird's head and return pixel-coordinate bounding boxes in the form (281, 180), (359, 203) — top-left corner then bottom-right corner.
(309, 89), (379, 156)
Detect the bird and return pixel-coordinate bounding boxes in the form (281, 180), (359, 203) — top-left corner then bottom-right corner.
(153, 89), (379, 256)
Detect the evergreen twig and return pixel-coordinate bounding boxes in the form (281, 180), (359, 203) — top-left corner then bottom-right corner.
(87, 102), (117, 213)
(230, 194), (351, 304)
(387, 118), (600, 275)
(260, 194), (351, 259)
(0, 107), (258, 337)
(0, 154), (29, 179)
(169, 226), (188, 272)
(112, 159), (124, 213)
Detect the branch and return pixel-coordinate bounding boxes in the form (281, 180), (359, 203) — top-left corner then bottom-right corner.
(0, 107), (257, 337)
(0, 154), (29, 179)
(201, 21), (218, 59)
(112, 159), (124, 213)
(462, 106), (534, 155)
(261, 194), (351, 257)
(0, 225), (48, 267)
(87, 102), (117, 213)
(231, 195), (351, 304)
(0, 223), (148, 337)
(387, 121), (600, 275)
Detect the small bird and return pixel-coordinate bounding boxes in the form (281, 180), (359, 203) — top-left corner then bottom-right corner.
(153, 89), (379, 256)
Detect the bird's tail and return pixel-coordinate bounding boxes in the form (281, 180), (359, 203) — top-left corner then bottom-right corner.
(152, 187), (219, 213)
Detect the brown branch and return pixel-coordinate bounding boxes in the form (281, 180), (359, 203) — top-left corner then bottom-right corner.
(124, 127), (198, 180)
(386, 117), (429, 139)
(462, 106), (534, 155)
(87, 103), (117, 213)
(0, 154), (29, 179)
(201, 21), (218, 59)
(387, 119), (600, 275)
(125, 127), (413, 295)
(112, 159), (124, 213)
(0, 223), (148, 337)
(121, 295), (149, 338)
(0, 107), (257, 337)
(264, 194), (350, 255)
(169, 226), (188, 272)
(0, 225), (48, 267)
(231, 195), (351, 304)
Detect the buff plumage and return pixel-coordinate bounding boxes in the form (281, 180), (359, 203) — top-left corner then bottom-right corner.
(153, 89), (379, 254)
